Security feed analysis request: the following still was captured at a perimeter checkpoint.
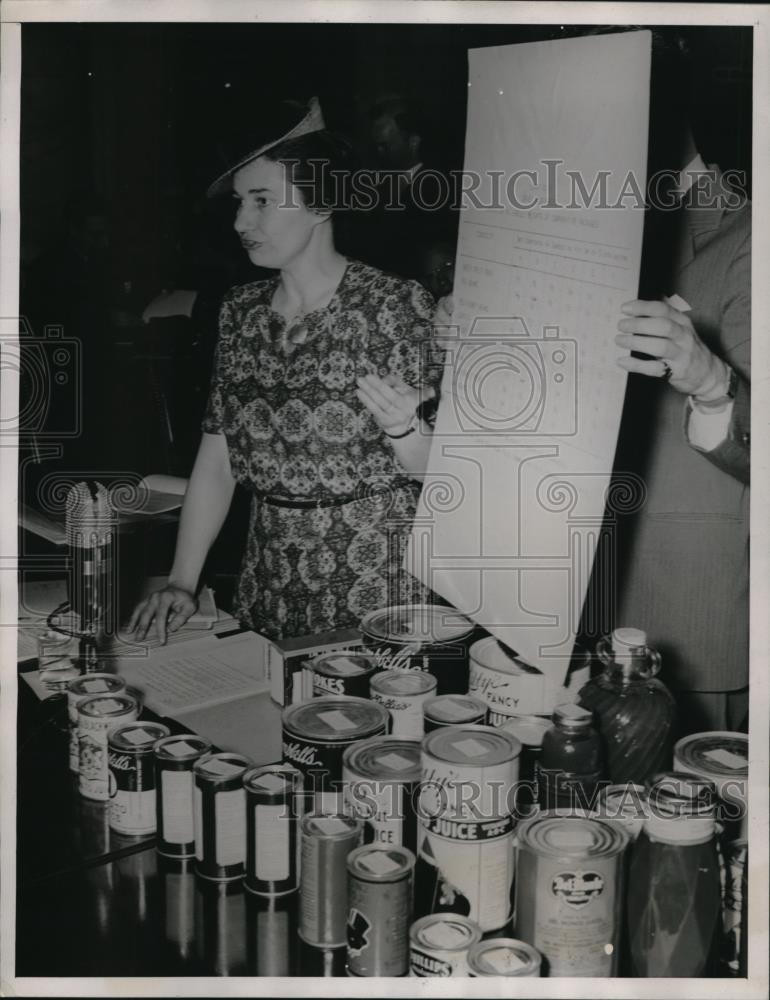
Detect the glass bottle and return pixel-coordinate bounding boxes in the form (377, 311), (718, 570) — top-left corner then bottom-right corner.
(535, 703), (605, 812)
(578, 627), (676, 785)
(627, 772), (722, 977)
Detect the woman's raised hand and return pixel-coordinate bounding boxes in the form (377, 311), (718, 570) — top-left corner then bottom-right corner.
(127, 584), (199, 644)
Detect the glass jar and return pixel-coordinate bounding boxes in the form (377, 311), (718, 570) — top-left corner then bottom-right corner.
(535, 703), (605, 812)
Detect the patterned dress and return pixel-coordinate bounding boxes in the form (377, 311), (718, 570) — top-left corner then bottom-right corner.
(202, 259), (444, 639)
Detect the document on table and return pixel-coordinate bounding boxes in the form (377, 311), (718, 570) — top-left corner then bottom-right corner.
(407, 31), (651, 678)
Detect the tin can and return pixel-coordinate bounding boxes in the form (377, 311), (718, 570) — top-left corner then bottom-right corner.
(674, 731), (748, 839)
(467, 938), (542, 977)
(77, 693), (138, 800)
(514, 812), (628, 976)
(107, 720), (170, 835)
(299, 812), (362, 947)
(423, 694), (488, 733)
(419, 724), (521, 820)
(591, 783), (649, 840)
(409, 913), (482, 977)
(415, 812), (516, 932)
(67, 673), (127, 773)
(346, 843), (414, 976)
(721, 838), (748, 975)
(499, 714), (552, 815)
(303, 650), (379, 699)
(243, 765), (303, 897)
(371, 669), (436, 738)
(360, 603), (474, 695)
(282, 696), (389, 812)
(193, 752), (251, 881)
(343, 736), (421, 852)
(155, 734), (213, 858)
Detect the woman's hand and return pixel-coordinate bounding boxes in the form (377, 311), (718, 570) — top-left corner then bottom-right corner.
(615, 299), (730, 399)
(127, 585), (199, 644)
(356, 373), (433, 436)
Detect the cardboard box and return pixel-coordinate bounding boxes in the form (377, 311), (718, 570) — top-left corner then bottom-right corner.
(268, 628), (365, 706)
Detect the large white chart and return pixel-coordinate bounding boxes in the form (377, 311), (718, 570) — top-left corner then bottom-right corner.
(407, 31), (651, 679)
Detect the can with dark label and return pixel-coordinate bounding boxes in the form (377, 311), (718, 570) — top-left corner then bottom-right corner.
(370, 669), (436, 738)
(303, 650), (379, 699)
(193, 752), (251, 881)
(674, 731), (748, 840)
(77, 693), (139, 800)
(343, 736), (421, 852)
(107, 721), (170, 835)
(467, 938), (542, 977)
(282, 696), (389, 812)
(155, 734), (212, 858)
(346, 843), (414, 976)
(299, 813), (362, 948)
(514, 812), (628, 976)
(243, 765), (303, 897)
(360, 604), (475, 695)
(423, 694), (488, 733)
(409, 913), (482, 977)
(67, 673), (127, 773)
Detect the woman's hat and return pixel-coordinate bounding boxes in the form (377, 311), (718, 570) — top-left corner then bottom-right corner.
(206, 96), (325, 198)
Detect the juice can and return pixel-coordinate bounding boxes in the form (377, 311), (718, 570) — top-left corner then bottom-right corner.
(343, 735), (421, 852)
(409, 913), (482, 977)
(346, 844), (414, 976)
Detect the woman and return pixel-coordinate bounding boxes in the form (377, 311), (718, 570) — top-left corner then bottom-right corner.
(130, 99), (444, 643)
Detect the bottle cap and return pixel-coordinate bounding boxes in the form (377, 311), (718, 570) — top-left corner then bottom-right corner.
(553, 702), (593, 728)
(612, 627), (647, 653)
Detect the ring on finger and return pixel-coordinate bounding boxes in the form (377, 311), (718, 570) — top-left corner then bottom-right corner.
(660, 360), (673, 381)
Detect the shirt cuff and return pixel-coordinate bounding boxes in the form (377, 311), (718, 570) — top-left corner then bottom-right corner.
(686, 397), (734, 451)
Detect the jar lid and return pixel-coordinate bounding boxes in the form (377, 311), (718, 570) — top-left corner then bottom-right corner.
(612, 627), (647, 652)
(553, 702), (593, 728)
(647, 771), (716, 819)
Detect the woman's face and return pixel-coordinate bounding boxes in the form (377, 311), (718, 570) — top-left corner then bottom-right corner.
(232, 156), (324, 270)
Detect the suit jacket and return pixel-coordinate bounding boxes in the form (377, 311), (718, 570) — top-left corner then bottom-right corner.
(612, 168), (750, 692)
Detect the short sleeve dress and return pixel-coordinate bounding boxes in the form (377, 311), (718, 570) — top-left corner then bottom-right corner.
(202, 258), (444, 640)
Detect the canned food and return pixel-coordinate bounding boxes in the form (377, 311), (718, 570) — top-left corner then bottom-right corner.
(67, 673), (127, 773)
(155, 734), (212, 858)
(423, 694), (488, 733)
(674, 731), (748, 839)
(77, 693), (138, 800)
(591, 783), (649, 840)
(419, 724), (521, 820)
(467, 938), (542, 977)
(107, 721), (170, 835)
(343, 736), (421, 851)
(303, 650), (379, 699)
(193, 752), (251, 881)
(409, 913), (482, 977)
(514, 812), (628, 976)
(299, 813), (362, 948)
(243, 765), (303, 897)
(360, 604), (474, 695)
(282, 696), (389, 812)
(415, 813), (516, 933)
(370, 669), (436, 738)
(347, 844), (415, 976)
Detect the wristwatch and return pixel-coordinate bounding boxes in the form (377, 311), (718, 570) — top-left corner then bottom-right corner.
(690, 365), (738, 414)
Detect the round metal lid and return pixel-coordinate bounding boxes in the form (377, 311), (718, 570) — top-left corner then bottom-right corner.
(78, 693), (137, 717)
(343, 736), (421, 781)
(467, 938), (542, 977)
(370, 669), (436, 696)
(422, 724), (521, 768)
(674, 731), (748, 779)
(155, 734), (212, 761)
(516, 812), (629, 858)
(243, 764), (302, 794)
(423, 694), (487, 723)
(283, 696), (389, 742)
(109, 721), (170, 751)
(68, 673), (125, 696)
(347, 843), (414, 881)
(410, 913), (482, 951)
(302, 812), (360, 840)
(360, 604), (474, 646)
(193, 751), (251, 780)
(309, 651), (378, 677)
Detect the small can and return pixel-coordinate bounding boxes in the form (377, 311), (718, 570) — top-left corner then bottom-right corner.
(343, 736), (421, 852)
(419, 724), (521, 820)
(370, 669), (436, 738)
(77, 693), (138, 801)
(243, 764), (303, 897)
(674, 731), (748, 839)
(299, 812), (362, 948)
(423, 694), (488, 733)
(360, 603), (475, 695)
(303, 650), (379, 699)
(346, 843), (415, 976)
(107, 720), (170, 835)
(467, 938), (542, 977)
(409, 913), (482, 977)
(155, 734), (212, 858)
(193, 751), (251, 881)
(591, 783), (649, 840)
(67, 673), (127, 773)
(282, 696), (389, 812)
(514, 812), (628, 976)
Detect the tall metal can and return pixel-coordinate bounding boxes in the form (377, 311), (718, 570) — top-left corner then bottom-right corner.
(107, 720), (170, 835)
(299, 812), (362, 948)
(154, 734), (212, 858)
(77, 693), (138, 800)
(346, 844), (415, 976)
(409, 913), (482, 977)
(67, 673), (126, 773)
(193, 751), (251, 881)
(343, 736), (421, 853)
(370, 669), (436, 738)
(243, 764), (303, 897)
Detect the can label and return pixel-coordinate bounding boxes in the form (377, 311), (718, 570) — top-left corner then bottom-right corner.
(343, 773), (416, 851)
(78, 701), (137, 800)
(372, 691), (430, 739)
(347, 866), (411, 975)
(415, 815), (515, 932)
(410, 917), (478, 977)
(283, 727), (386, 809)
(108, 746), (156, 834)
(67, 675), (125, 772)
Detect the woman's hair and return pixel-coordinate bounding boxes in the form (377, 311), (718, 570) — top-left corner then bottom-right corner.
(263, 129), (357, 215)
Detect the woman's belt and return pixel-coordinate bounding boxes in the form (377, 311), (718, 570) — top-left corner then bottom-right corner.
(256, 492), (361, 510)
